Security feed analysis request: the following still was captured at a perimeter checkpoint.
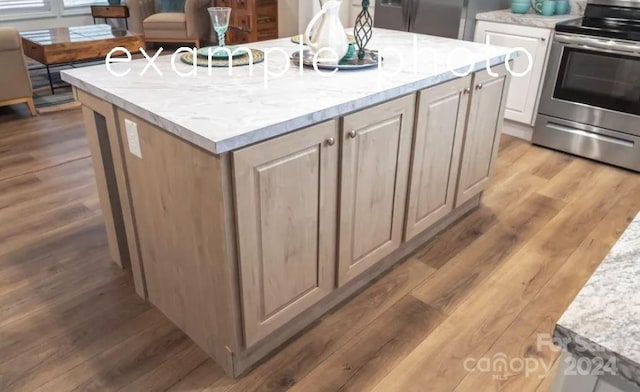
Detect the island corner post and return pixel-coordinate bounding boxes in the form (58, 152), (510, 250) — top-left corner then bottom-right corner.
(67, 32), (512, 377)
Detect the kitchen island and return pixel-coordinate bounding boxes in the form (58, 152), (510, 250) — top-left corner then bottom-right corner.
(552, 213), (640, 392)
(62, 28), (512, 377)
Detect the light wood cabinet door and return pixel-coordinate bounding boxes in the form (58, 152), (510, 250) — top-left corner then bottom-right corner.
(233, 121), (339, 348)
(405, 76), (471, 241)
(456, 65), (510, 206)
(338, 94), (415, 286)
(474, 21), (551, 125)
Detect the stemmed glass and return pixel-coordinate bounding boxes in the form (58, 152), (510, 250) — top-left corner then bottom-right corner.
(208, 7), (232, 47)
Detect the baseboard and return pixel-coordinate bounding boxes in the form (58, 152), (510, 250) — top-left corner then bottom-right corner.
(502, 119), (533, 142)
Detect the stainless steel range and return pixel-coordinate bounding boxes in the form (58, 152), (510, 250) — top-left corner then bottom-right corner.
(534, 0), (640, 172)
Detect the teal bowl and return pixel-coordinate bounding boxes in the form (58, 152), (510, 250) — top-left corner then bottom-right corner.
(511, 1), (531, 13)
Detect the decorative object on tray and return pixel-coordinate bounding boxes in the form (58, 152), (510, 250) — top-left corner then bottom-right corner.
(180, 48), (264, 67)
(208, 6), (231, 47)
(354, 0), (373, 59)
(290, 33), (356, 45)
(291, 48), (380, 70)
(304, 0), (350, 62)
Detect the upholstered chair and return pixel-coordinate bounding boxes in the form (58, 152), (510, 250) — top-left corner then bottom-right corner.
(0, 28), (36, 116)
(127, 0), (210, 48)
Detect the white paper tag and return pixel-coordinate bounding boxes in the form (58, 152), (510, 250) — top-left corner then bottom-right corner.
(125, 119), (142, 159)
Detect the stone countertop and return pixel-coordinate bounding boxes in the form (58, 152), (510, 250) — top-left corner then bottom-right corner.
(476, 1), (585, 29)
(555, 212), (640, 386)
(61, 28), (512, 154)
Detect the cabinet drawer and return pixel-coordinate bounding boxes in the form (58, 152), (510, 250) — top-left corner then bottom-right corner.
(228, 29), (251, 44)
(257, 16), (277, 31)
(91, 5), (129, 18)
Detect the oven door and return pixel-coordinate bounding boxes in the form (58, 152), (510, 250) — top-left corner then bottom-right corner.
(538, 33), (640, 137)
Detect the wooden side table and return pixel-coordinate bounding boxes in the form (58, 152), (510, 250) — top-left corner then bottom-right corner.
(91, 5), (130, 29)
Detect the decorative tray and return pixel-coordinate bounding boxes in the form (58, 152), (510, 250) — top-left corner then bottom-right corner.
(291, 34), (356, 45)
(291, 49), (381, 70)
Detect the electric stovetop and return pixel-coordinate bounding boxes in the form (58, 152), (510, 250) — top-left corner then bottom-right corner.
(556, 4), (640, 41)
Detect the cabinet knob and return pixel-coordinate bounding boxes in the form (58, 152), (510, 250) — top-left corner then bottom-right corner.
(348, 130), (357, 139)
(541, 37), (546, 41)
(463, 88), (471, 95)
(475, 83), (484, 90)
(326, 137), (335, 146)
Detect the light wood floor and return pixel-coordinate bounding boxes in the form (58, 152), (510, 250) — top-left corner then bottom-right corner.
(1, 104), (639, 392)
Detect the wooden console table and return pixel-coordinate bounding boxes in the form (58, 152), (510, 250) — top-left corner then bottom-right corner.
(20, 25), (143, 94)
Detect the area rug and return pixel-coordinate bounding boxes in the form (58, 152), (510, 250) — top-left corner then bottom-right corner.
(27, 51), (163, 113)
(28, 60), (104, 113)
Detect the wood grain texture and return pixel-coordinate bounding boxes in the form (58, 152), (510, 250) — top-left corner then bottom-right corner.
(77, 89), (146, 298)
(233, 120), (338, 348)
(0, 97), (36, 116)
(80, 104), (127, 266)
(21, 26), (143, 65)
(114, 109), (242, 376)
(338, 94), (415, 286)
(405, 76), (470, 241)
(216, 0), (278, 44)
(456, 64), (511, 205)
(2, 106), (640, 392)
(90, 5), (130, 18)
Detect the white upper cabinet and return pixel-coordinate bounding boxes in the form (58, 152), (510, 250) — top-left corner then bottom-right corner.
(474, 21), (552, 126)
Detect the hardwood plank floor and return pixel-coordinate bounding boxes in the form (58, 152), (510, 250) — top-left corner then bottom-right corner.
(1, 106), (639, 392)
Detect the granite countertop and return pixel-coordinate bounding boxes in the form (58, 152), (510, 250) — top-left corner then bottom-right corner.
(476, 1), (586, 29)
(555, 212), (640, 386)
(61, 28), (512, 154)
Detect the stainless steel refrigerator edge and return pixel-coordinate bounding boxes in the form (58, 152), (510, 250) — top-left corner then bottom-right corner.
(374, 0), (510, 40)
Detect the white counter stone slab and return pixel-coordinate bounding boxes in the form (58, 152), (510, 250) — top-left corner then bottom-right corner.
(62, 28), (512, 154)
(477, 1), (586, 29)
(555, 212), (640, 387)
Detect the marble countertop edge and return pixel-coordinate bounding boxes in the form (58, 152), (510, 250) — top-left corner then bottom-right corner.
(476, 3), (585, 29)
(63, 54), (508, 154)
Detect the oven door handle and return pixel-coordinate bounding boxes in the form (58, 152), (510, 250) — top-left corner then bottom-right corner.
(546, 122), (635, 148)
(554, 35), (640, 58)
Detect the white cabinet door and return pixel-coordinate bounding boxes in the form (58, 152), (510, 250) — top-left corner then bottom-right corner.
(474, 21), (551, 125)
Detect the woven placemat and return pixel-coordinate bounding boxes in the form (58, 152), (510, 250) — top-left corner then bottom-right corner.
(180, 49), (264, 67)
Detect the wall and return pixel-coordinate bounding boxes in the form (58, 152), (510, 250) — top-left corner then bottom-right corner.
(278, 0), (299, 37)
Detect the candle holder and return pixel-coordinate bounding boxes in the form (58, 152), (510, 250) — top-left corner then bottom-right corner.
(354, 0), (373, 60)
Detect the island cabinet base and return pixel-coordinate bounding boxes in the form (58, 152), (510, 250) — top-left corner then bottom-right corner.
(74, 64), (510, 378)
